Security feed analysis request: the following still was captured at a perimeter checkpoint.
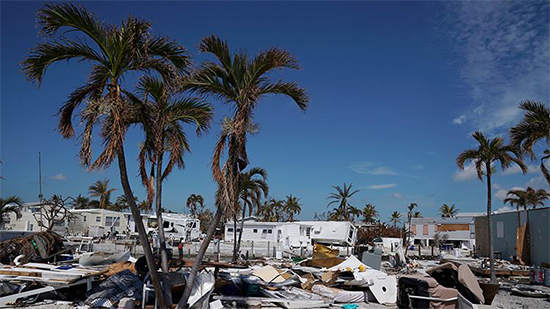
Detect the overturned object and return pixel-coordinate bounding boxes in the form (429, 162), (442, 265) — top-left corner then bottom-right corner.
(0, 232), (64, 264)
(86, 269), (142, 308)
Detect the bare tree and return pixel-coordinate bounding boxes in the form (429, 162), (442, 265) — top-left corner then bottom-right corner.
(33, 195), (74, 232)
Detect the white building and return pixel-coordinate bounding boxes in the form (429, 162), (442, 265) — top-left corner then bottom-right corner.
(224, 217), (357, 248)
(3, 203), (201, 240)
(410, 215), (478, 249)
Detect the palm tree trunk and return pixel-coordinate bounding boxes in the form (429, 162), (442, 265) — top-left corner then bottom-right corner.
(155, 153), (170, 272)
(486, 166), (496, 282)
(525, 206), (531, 264)
(235, 196), (246, 258)
(154, 152), (173, 305)
(116, 148), (166, 308)
(232, 212), (238, 262)
(178, 201), (223, 308)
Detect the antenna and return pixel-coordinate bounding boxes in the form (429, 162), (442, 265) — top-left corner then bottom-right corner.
(38, 152), (43, 200)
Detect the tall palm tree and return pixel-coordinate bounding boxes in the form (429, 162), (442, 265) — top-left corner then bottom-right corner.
(234, 167), (268, 261)
(178, 35), (308, 306)
(457, 131), (527, 282)
(186, 194), (205, 218)
(284, 194), (302, 222)
(405, 203), (417, 255)
(413, 211), (422, 218)
(21, 4), (188, 306)
(88, 179), (117, 209)
(72, 194), (91, 209)
(135, 76), (212, 272)
(327, 183), (360, 221)
(362, 204), (378, 224)
(440, 204), (459, 218)
(510, 101), (550, 185)
(389, 211), (401, 229)
(0, 196), (23, 227)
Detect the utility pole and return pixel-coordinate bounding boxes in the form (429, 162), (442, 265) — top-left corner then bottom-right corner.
(38, 152), (43, 200)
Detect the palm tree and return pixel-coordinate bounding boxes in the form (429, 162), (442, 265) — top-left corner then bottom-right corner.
(0, 196), (23, 227)
(284, 194), (302, 222)
(405, 203), (417, 255)
(440, 204), (459, 218)
(21, 4), (188, 306)
(178, 35), (309, 306)
(88, 179), (117, 209)
(135, 76), (212, 272)
(113, 194), (139, 212)
(186, 194), (205, 218)
(389, 211), (401, 229)
(327, 183), (360, 221)
(510, 101), (550, 185)
(457, 131), (527, 282)
(72, 194), (91, 209)
(362, 204), (378, 224)
(413, 211), (422, 218)
(234, 167), (268, 261)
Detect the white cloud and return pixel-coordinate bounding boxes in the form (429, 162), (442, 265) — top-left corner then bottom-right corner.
(453, 115), (466, 125)
(49, 173), (67, 181)
(501, 164), (539, 175)
(494, 189), (507, 200)
(495, 205), (516, 213)
(350, 162), (398, 176)
(453, 162), (483, 182)
(366, 183), (397, 190)
(495, 186), (524, 200)
(525, 176), (549, 189)
(390, 193), (404, 199)
(442, 1), (550, 132)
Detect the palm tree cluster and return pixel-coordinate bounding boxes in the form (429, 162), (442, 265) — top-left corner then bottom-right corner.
(327, 183), (361, 221)
(20, 3), (309, 307)
(439, 203), (459, 218)
(456, 100), (550, 282)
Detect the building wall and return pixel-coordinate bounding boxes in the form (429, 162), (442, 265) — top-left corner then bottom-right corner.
(476, 208), (550, 266)
(224, 223), (278, 242)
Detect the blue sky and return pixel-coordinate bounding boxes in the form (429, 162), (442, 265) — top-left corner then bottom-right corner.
(1, 1), (549, 221)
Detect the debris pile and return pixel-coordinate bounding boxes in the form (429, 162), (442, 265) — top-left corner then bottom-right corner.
(0, 232), (65, 264)
(0, 232), (548, 308)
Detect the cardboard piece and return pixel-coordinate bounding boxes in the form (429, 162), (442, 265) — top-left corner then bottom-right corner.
(321, 271), (339, 286)
(251, 265), (285, 283)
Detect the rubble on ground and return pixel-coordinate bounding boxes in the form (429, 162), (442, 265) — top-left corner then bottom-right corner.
(0, 236), (549, 309)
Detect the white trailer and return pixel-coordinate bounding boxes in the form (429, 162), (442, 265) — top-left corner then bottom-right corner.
(300, 221), (357, 246)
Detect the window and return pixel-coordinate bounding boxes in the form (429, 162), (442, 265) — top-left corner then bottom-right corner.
(236, 228), (241, 233)
(163, 221), (170, 229)
(262, 229), (267, 234)
(2, 216), (10, 224)
(305, 228), (311, 237)
(29, 224), (33, 231)
(253, 229), (258, 233)
(267, 229), (273, 234)
(96, 216), (101, 223)
(83, 216), (87, 222)
(227, 228), (234, 233)
(105, 216), (120, 227)
(497, 222), (504, 238)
